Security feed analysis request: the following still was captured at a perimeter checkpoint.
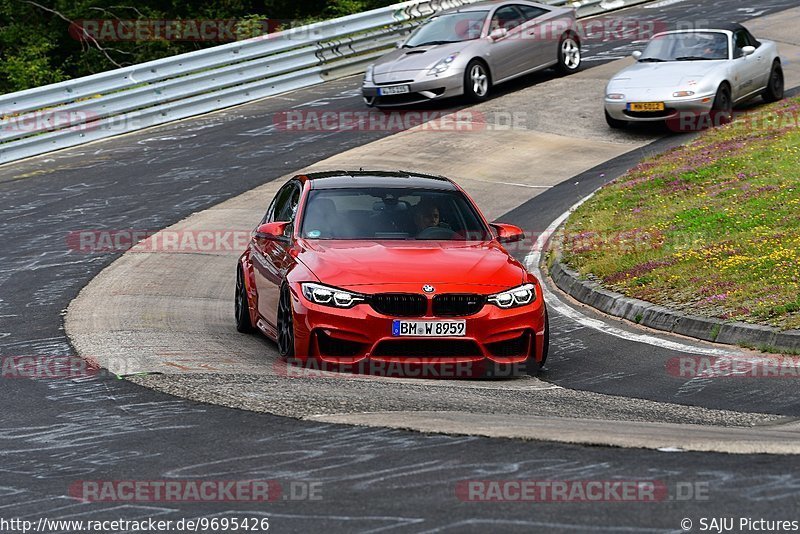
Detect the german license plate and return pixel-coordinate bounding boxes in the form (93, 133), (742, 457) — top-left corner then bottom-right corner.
(378, 85), (410, 96)
(628, 102), (665, 112)
(392, 320), (466, 337)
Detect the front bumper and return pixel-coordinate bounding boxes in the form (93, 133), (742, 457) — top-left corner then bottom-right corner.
(605, 93), (716, 122)
(361, 69), (465, 107)
(288, 283), (546, 376)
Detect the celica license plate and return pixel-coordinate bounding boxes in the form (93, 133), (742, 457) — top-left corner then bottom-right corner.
(378, 85), (410, 96)
(392, 320), (466, 337)
(628, 102), (665, 112)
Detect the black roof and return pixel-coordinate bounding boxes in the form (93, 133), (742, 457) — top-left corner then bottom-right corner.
(674, 22), (747, 32)
(304, 170), (457, 191)
(701, 22), (747, 32)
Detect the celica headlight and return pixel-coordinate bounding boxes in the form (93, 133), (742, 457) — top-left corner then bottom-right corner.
(427, 53), (459, 76)
(487, 283), (536, 309)
(302, 282), (365, 309)
(364, 64), (374, 83)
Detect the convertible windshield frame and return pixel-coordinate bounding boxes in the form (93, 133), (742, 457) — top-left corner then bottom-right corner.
(639, 31), (731, 62)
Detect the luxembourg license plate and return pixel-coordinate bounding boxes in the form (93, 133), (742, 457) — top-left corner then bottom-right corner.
(392, 320), (466, 337)
(378, 85), (410, 96)
(628, 102), (665, 112)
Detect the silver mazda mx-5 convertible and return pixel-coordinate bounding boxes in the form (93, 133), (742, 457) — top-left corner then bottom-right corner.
(604, 23), (783, 129)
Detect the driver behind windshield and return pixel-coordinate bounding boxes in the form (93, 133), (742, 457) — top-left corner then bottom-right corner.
(413, 199), (451, 235)
(682, 35), (727, 59)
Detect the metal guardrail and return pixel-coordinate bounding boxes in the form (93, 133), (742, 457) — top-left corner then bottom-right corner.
(0, 0), (653, 165)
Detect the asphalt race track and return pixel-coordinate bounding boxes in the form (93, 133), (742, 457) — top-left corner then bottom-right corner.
(2, 0), (800, 532)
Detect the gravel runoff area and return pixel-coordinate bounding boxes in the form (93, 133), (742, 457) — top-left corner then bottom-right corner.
(129, 373), (785, 428)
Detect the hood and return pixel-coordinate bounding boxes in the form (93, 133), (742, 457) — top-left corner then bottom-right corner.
(609, 61), (720, 89)
(372, 41), (467, 79)
(295, 240), (525, 290)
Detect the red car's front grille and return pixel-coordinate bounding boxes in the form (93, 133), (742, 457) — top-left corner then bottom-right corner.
(432, 294), (486, 317)
(372, 339), (482, 358)
(370, 293), (427, 317)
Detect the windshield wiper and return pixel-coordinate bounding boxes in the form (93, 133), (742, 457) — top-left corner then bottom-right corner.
(675, 56), (713, 61)
(638, 57), (666, 62)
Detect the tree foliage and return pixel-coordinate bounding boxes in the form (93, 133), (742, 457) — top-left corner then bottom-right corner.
(0, 0), (396, 93)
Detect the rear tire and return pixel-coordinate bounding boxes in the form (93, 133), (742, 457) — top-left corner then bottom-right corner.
(763, 61), (785, 103)
(605, 110), (627, 130)
(555, 33), (581, 75)
(235, 266), (255, 333)
(277, 285), (296, 360)
(463, 60), (491, 102)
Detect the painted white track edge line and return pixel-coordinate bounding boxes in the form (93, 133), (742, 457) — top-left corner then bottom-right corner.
(524, 190), (738, 358)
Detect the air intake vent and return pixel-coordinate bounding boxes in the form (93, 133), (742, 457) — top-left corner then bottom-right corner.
(373, 339), (482, 357)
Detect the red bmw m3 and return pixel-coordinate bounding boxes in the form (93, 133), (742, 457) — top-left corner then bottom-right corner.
(235, 170), (549, 377)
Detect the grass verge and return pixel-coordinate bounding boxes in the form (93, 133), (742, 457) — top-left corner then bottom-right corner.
(560, 97), (800, 330)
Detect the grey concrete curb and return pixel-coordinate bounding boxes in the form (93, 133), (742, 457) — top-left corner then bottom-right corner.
(548, 253), (800, 352)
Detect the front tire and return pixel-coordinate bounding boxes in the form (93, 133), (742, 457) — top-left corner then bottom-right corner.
(556, 34), (581, 75)
(605, 109), (627, 129)
(235, 266), (254, 333)
(539, 308), (550, 371)
(763, 61), (785, 103)
(711, 83), (733, 125)
(522, 307), (550, 376)
(277, 285), (295, 359)
(464, 60), (491, 102)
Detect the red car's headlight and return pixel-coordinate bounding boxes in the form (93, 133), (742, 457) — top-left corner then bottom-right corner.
(487, 283), (536, 309)
(301, 282), (365, 309)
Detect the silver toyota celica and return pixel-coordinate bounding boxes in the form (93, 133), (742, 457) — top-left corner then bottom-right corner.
(362, 0), (581, 108)
(604, 23), (783, 129)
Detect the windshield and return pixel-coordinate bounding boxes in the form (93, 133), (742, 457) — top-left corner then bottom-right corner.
(639, 32), (729, 61)
(300, 188), (491, 241)
(404, 11), (487, 48)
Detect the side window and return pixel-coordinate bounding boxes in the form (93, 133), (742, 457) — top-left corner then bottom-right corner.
(744, 29), (761, 48)
(517, 5), (548, 21)
(733, 30), (749, 58)
(490, 6), (525, 32)
(266, 183), (295, 223)
(274, 184), (300, 221)
(275, 184), (301, 238)
(262, 195), (278, 225)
